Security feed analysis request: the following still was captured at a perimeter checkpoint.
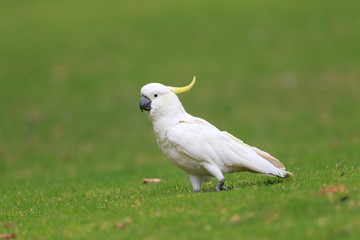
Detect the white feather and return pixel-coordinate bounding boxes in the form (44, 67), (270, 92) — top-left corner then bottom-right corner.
(166, 119), (288, 177)
(140, 82), (292, 191)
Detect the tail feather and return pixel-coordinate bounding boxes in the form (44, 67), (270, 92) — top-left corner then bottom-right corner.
(222, 131), (293, 178)
(222, 131), (287, 170)
(284, 171), (293, 178)
(261, 170), (293, 178)
(250, 146), (293, 178)
(251, 146), (286, 170)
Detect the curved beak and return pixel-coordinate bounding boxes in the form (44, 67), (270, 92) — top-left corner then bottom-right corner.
(139, 96), (151, 112)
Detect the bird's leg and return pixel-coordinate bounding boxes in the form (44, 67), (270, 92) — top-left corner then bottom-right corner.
(215, 178), (231, 191)
(202, 164), (231, 192)
(188, 174), (202, 192)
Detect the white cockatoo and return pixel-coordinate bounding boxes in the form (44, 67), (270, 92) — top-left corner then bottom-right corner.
(139, 77), (292, 192)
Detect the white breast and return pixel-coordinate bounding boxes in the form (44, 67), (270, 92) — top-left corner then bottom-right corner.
(152, 118), (210, 176)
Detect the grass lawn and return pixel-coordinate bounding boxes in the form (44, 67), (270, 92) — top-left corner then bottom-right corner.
(0, 0), (359, 239)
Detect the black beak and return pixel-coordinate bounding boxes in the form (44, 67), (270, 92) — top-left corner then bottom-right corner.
(139, 96), (151, 112)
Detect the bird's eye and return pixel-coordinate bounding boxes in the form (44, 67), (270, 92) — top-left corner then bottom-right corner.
(154, 94), (158, 98)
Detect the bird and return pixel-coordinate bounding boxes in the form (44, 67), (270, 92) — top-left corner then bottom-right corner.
(139, 77), (292, 192)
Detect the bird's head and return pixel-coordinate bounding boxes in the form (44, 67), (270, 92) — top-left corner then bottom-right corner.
(139, 77), (196, 120)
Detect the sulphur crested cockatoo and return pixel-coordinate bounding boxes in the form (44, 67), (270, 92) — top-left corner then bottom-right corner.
(139, 77), (292, 192)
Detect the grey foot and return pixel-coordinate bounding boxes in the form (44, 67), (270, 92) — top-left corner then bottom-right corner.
(214, 178), (231, 191)
(214, 186), (232, 191)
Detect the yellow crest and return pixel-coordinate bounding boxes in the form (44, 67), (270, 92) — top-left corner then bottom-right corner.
(169, 76), (196, 94)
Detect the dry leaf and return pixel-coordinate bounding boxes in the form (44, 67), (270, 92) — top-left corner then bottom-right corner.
(229, 215), (243, 223)
(229, 213), (255, 223)
(141, 178), (161, 184)
(115, 222), (126, 230)
(3, 222), (14, 228)
(317, 184), (347, 196)
(0, 233), (15, 239)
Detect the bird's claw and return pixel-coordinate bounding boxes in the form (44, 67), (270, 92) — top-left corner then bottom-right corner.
(214, 186), (232, 191)
(214, 178), (231, 191)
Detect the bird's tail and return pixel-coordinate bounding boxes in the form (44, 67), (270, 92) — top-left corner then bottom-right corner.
(282, 171), (293, 178)
(250, 146), (293, 178)
(261, 170), (293, 178)
(223, 131), (293, 178)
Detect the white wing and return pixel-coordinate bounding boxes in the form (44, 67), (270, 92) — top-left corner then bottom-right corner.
(166, 119), (290, 177)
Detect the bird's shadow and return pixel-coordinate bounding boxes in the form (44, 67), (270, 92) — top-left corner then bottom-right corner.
(201, 178), (287, 193)
(254, 178), (285, 186)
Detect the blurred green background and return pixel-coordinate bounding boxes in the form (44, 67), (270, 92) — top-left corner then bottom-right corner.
(0, 0), (359, 239)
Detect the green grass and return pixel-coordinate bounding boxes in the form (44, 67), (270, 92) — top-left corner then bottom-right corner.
(1, 0), (359, 239)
